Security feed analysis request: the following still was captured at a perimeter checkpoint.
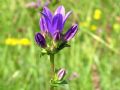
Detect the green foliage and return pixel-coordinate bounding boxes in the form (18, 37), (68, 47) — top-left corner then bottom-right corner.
(0, 0), (120, 90)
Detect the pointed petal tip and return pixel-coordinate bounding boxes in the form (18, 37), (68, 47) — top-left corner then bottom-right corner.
(60, 5), (64, 8)
(63, 11), (72, 25)
(73, 24), (78, 28)
(68, 10), (72, 14)
(43, 6), (49, 11)
(42, 6), (52, 20)
(55, 5), (65, 17)
(57, 5), (64, 9)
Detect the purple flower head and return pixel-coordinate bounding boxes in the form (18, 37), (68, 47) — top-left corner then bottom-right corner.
(35, 6), (78, 52)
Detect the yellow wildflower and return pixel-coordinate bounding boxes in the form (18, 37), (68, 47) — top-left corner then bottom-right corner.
(90, 25), (97, 31)
(19, 38), (31, 46)
(5, 38), (19, 46)
(5, 38), (31, 46)
(93, 9), (102, 20)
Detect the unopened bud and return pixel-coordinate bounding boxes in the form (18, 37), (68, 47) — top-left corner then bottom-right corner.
(57, 68), (66, 80)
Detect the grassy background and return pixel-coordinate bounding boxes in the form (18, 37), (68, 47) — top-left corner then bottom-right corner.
(0, 0), (120, 90)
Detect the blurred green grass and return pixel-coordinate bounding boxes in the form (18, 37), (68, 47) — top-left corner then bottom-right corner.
(0, 0), (120, 90)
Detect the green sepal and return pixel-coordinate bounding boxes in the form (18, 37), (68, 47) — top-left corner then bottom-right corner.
(40, 42), (70, 56)
(54, 42), (70, 54)
(50, 79), (68, 87)
(40, 49), (47, 56)
(50, 73), (68, 87)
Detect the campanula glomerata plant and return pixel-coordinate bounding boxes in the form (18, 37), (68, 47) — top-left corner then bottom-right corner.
(35, 5), (78, 89)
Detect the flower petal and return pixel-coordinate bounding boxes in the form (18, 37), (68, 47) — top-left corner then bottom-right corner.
(39, 16), (48, 33)
(54, 6), (65, 17)
(35, 33), (46, 48)
(53, 31), (61, 41)
(52, 14), (63, 35)
(63, 11), (72, 24)
(64, 24), (78, 41)
(40, 12), (52, 34)
(43, 7), (52, 20)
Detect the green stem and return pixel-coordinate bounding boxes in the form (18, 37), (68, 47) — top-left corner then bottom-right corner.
(50, 54), (54, 90)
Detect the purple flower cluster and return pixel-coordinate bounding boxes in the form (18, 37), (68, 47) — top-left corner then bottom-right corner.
(35, 6), (78, 51)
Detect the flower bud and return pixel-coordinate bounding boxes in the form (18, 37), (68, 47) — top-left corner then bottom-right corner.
(35, 33), (47, 48)
(64, 24), (78, 41)
(57, 68), (66, 80)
